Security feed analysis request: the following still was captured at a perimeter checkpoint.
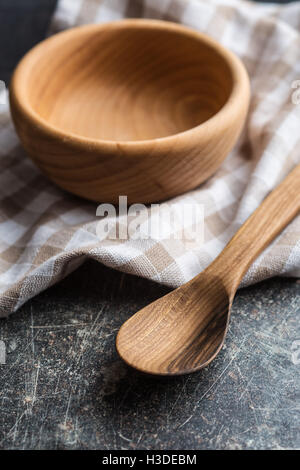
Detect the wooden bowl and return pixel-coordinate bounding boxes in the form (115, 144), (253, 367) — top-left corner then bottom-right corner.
(10, 19), (250, 204)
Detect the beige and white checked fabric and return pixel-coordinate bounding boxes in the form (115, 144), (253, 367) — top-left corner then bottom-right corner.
(0, 0), (300, 317)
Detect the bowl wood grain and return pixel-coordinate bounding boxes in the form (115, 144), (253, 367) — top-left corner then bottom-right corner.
(10, 20), (250, 203)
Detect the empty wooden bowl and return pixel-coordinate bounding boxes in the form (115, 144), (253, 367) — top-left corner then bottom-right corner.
(10, 19), (250, 204)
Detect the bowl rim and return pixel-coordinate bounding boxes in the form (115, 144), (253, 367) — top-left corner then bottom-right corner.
(10, 18), (250, 151)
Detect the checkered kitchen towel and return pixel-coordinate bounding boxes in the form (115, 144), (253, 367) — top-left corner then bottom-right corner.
(0, 0), (299, 317)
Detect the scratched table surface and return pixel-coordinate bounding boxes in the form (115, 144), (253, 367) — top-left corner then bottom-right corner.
(0, 261), (299, 450)
(0, 0), (299, 451)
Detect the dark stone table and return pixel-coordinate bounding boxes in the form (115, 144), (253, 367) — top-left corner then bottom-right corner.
(0, 0), (299, 451)
(0, 261), (299, 449)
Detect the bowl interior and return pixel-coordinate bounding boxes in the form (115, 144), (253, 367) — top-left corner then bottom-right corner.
(25, 23), (234, 142)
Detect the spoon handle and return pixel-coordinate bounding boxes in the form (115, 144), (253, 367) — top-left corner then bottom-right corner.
(210, 164), (300, 292)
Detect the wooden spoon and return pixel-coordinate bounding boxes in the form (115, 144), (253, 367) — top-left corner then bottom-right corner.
(116, 164), (300, 375)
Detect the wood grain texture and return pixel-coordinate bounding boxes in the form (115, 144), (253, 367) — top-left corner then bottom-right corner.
(116, 164), (300, 375)
(10, 19), (250, 204)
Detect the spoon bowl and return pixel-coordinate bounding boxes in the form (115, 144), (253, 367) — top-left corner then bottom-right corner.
(10, 19), (250, 203)
(117, 273), (230, 375)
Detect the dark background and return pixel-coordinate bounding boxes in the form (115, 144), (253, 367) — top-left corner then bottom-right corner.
(0, 0), (299, 450)
(0, 0), (57, 86)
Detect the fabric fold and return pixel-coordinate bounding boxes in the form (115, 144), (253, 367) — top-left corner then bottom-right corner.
(0, 0), (299, 317)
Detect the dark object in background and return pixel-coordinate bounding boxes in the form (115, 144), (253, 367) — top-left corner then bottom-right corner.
(0, 0), (293, 87)
(0, 0), (57, 86)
